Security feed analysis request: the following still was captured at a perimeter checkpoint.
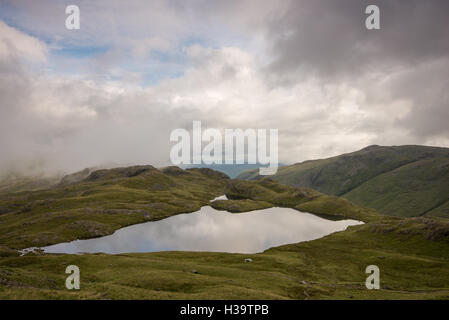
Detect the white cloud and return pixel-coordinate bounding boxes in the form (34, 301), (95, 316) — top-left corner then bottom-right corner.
(0, 20), (47, 62)
(0, 0), (448, 177)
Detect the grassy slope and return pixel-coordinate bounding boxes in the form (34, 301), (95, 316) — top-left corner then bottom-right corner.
(0, 168), (381, 250)
(210, 199), (273, 213)
(237, 145), (449, 218)
(2, 171), (449, 299)
(427, 199), (449, 218)
(2, 216), (449, 299)
(344, 158), (449, 217)
(221, 179), (381, 222)
(184, 164), (265, 179)
(0, 166), (229, 249)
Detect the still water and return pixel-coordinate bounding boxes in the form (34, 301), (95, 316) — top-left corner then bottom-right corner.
(41, 199), (363, 254)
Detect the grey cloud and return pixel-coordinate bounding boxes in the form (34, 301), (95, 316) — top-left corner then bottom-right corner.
(391, 59), (449, 139)
(266, 0), (449, 79)
(264, 0), (449, 141)
(1, 1), (449, 178)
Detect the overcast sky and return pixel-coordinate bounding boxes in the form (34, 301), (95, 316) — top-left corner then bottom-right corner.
(0, 0), (448, 176)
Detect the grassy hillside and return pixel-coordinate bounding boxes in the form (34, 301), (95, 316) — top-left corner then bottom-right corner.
(220, 179), (381, 222)
(344, 157), (449, 217)
(238, 145), (449, 218)
(2, 177), (449, 299)
(1, 219), (449, 300)
(0, 165), (229, 249)
(427, 199), (449, 218)
(183, 164), (265, 178)
(0, 165), (376, 250)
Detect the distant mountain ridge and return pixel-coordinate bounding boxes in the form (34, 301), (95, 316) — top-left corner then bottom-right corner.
(237, 145), (449, 218)
(182, 163), (286, 178)
(0, 175), (61, 194)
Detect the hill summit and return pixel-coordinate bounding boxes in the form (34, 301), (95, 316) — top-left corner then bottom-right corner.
(238, 145), (449, 218)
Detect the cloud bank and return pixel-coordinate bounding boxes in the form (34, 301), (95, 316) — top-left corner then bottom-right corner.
(0, 0), (448, 176)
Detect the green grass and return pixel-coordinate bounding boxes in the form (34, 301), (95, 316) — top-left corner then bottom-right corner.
(2, 218), (449, 299)
(344, 158), (449, 217)
(0, 170), (380, 249)
(210, 199), (273, 213)
(1, 166), (449, 300)
(427, 199), (449, 218)
(224, 179), (381, 222)
(237, 145), (449, 218)
(0, 166), (229, 249)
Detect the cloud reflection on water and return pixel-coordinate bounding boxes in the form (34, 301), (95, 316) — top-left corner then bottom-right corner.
(43, 205), (363, 254)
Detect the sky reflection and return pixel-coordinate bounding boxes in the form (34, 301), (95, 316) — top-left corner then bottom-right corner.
(42, 205), (363, 254)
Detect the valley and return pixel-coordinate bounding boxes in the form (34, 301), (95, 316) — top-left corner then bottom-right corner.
(1, 158), (449, 299)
